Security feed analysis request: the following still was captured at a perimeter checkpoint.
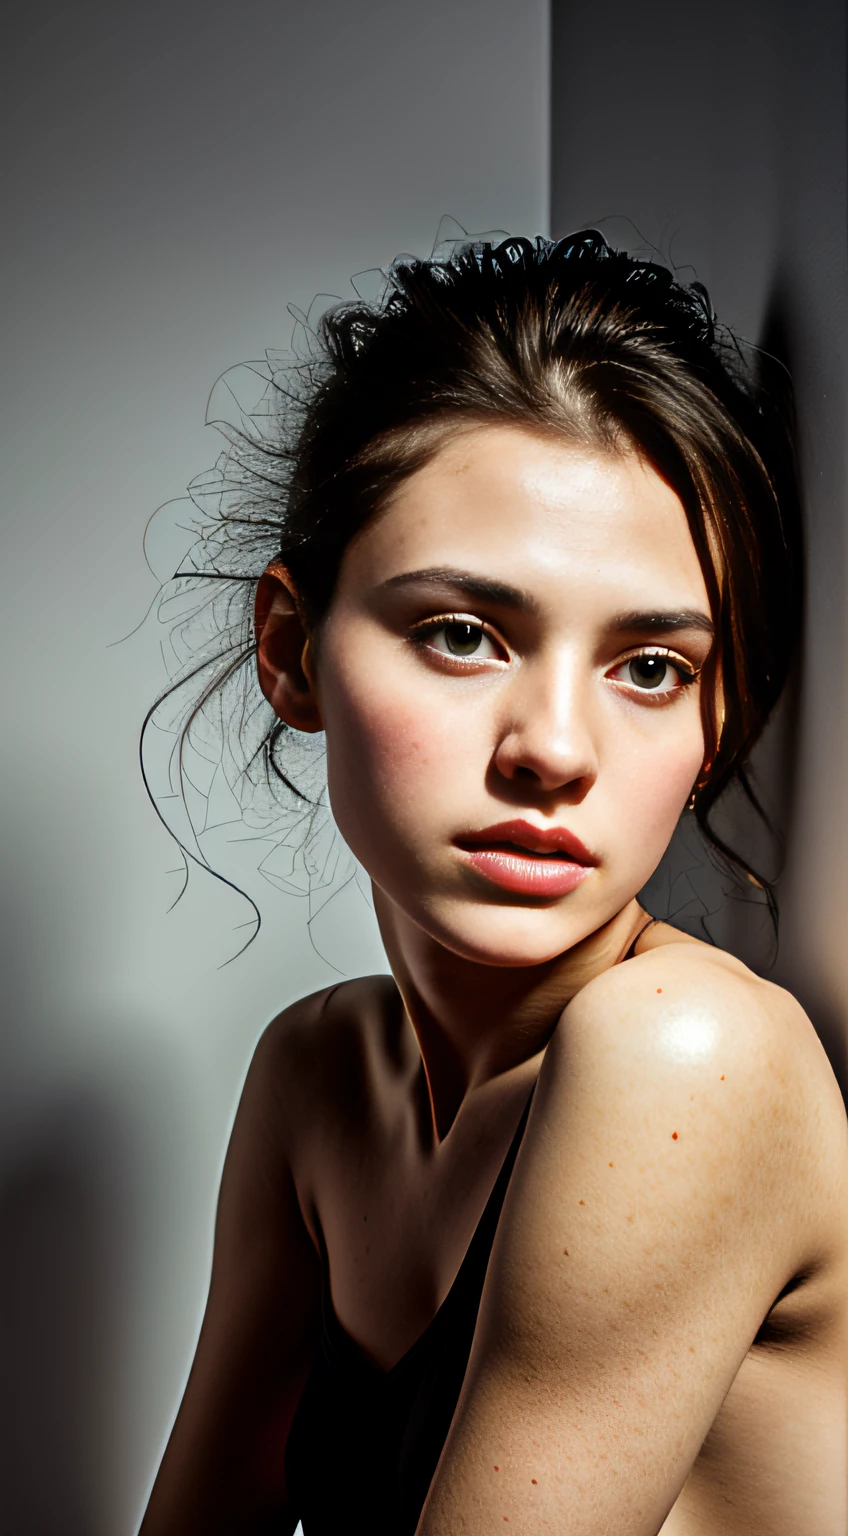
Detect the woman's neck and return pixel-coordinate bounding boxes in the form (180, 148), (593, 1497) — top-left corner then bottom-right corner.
(373, 889), (648, 1141)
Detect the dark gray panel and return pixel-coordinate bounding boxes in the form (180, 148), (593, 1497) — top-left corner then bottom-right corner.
(552, 0), (847, 1089)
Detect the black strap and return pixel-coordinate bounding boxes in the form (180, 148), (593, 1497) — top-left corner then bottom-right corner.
(622, 915), (660, 963)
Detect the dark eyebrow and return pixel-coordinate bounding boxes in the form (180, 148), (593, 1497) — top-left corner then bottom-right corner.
(611, 609), (715, 638)
(379, 572), (714, 638)
(379, 567), (536, 611)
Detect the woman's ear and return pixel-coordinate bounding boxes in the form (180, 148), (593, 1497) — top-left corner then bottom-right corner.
(254, 564), (323, 732)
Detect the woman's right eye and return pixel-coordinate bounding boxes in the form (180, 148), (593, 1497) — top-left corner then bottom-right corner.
(413, 618), (505, 661)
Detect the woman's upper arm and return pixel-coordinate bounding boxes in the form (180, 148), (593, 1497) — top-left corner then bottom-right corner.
(139, 1008), (324, 1536)
(417, 952), (828, 1536)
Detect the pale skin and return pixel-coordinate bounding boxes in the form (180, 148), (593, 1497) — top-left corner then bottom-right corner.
(140, 425), (848, 1535)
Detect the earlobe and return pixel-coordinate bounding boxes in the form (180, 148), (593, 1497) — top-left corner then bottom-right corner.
(254, 564), (324, 733)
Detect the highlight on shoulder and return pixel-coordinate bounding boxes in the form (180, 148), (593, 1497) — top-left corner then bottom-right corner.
(543, 932), (847, 1227)
(567, 924), (817, 1070)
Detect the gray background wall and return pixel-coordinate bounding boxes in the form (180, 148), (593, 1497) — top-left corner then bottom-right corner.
(2, 6), (548, 1532)
(3, 3), (846, 1533)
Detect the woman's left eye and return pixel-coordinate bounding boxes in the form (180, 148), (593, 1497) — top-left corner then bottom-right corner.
(608, 652), (695, 694)
(413, 619), (503, 661)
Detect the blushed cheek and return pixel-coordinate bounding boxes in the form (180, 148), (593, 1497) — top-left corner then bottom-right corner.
(323, 680), (460, 868)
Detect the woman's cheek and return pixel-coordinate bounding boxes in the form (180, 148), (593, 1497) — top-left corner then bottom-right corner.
(612, 732), (701, 875)
(322, 669), (469, 861)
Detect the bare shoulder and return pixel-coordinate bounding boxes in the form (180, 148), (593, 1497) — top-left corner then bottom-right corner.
(540, 927), (848, 1265)
(561, 926), (843, 1117)
(257, 972), (402, 1074)
(248, 973), (405, 1149)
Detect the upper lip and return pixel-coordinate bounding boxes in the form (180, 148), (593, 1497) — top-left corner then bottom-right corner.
(456, 819), (597, 865)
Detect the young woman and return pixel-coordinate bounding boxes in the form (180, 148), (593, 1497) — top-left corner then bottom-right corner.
(139, 232), (848, 1535)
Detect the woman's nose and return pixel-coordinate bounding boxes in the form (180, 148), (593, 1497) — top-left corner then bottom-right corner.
(491, 656), (599, 796)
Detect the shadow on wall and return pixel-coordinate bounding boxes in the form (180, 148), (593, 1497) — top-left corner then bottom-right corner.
(638, 804), (788, 979)
(0, 1090), (134, 1536)
(641, 269), (847, 1103)
(760, 274), (848, 1104)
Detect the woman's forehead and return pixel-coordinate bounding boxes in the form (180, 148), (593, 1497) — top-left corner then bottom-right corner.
(342, 425), (710, 612)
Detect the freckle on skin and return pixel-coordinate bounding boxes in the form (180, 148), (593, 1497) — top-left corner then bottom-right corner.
(609, 1161), (614, 1167)
(531, 1479), (538, 1484)
(563, 1249), (569, 1256)
(720, 1074), (725, 1081)
(671, 1131), (678, 1139)
(494, 1466), (500, 1472)
(656, 987), (663, 994)
(579, 1199), (585, 1205)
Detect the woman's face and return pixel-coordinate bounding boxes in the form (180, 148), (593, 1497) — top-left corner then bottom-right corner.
(312, 425), (713, 967)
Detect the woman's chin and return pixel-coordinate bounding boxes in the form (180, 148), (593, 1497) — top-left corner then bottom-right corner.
(414, 895), (620, 970)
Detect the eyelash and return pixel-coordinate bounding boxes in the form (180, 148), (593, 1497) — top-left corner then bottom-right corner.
(607, 648), (700, 704)
(408, 614), (508, 663)
(408, 614), (701, 703)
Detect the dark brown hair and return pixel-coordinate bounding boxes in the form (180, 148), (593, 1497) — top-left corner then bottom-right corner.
(143, 230), (802, 945)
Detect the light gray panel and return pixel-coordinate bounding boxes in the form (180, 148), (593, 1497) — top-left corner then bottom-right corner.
(1, 3), (549, 1530)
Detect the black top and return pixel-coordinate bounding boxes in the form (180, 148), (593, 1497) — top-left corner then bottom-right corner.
(285, 1089), (535, 1535)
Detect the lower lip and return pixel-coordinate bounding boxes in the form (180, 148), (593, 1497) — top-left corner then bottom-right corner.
(457, 846), (593, 897)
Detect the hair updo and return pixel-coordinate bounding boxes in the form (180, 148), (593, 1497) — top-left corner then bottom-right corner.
(142, 229), (801, 947)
